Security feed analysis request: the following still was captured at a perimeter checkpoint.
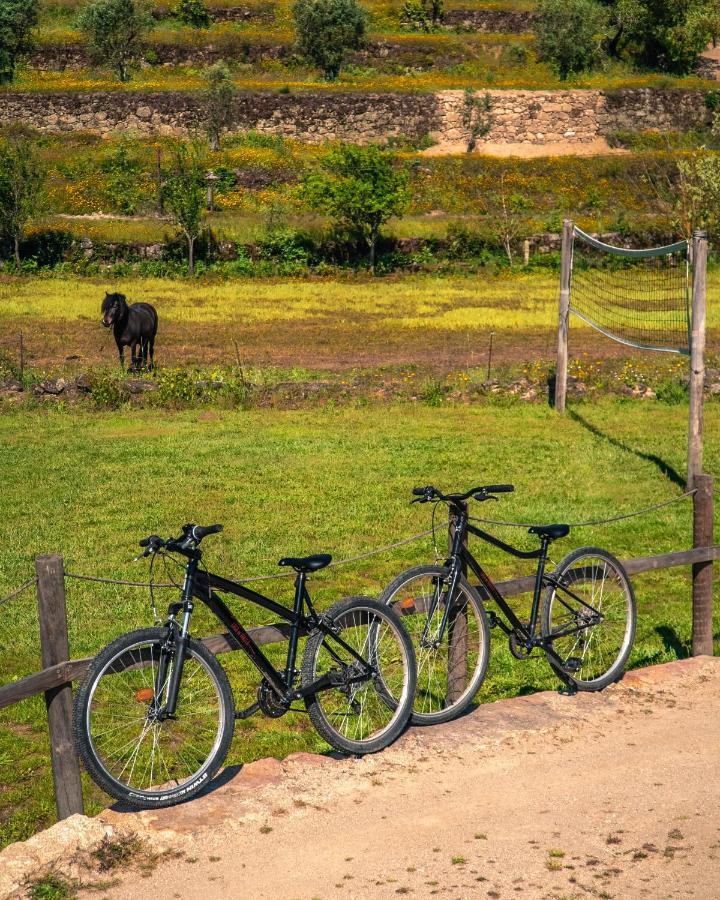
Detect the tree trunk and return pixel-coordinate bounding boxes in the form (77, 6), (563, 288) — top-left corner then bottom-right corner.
(188, 236), (195, 275)
(369, 232), (377, 276)
(209, 131), (220, 152)
(13, 234), (20, 268)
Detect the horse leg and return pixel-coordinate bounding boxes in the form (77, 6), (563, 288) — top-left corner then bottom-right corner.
(141, 338), (148, 371)
(148, 337), (155, 371)
(131, 342), (141, 372)
(118, 345), (125, 370)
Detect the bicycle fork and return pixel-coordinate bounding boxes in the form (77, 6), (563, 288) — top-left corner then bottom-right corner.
(153, 560), (198, 720)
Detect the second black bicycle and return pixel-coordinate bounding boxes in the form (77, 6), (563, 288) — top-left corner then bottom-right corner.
(381, 484), (636, 724)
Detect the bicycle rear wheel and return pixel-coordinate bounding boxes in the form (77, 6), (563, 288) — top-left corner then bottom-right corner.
(73, 627), (235, 808)
(301, 597), (416, 755)
(380, 565), (490, 725)
(541, 547), (636, 691)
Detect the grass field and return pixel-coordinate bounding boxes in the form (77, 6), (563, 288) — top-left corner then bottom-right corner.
(1, 272), (719, 373)
(0, 400), (718, 848)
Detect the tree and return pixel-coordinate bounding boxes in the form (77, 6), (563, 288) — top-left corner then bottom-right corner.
(163, 144), (206, 275)
(601, 0), (708, 74)
(202, 61), (235, 151)
(301, 143), (409, 274)
(688, 0), (720, 49)
(292, 0), (367, 80)
(534, 0), (607, 79)
(0, 138), (45, 266)
(461, 90), (493, 153)
(77, 0), (153, 82)
(599, 0), (645, 59)
(0, 0), (38, 84)
(175, 0), (211, 28)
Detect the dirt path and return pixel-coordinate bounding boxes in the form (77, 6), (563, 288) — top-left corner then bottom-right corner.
(90, 658), (720, 900)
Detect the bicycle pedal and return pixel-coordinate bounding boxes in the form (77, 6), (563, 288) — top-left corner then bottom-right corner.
(487, 611), (501, 629)
(564, 657), (582, 673)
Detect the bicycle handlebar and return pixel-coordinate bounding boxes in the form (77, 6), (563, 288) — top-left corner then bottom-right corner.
(138, 523), (223, 556)
(412, 484), (515, 504)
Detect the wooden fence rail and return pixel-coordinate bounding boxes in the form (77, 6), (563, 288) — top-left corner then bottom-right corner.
(0, 484), (715, 822)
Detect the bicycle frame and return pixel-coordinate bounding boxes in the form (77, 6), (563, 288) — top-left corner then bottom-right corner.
(428, 503), (605, 679)
(155, 554), (374, 719)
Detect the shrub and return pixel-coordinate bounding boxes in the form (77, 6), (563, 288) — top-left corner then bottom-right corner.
(174, 0), (211, 28)
(292, 0), (367, 80)
(99, 142), (145, 215)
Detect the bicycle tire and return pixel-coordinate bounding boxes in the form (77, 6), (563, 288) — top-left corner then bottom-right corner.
(541, 547), (636, 691)
(380, 565), (490, 725)
(73, 627), (235, 808)
(301, 596), (416, 755)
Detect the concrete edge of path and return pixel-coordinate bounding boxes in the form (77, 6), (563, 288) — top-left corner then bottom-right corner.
(1, 655), (718, 898)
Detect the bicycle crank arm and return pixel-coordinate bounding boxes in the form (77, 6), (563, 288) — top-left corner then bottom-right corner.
(234, 702), (260, 720)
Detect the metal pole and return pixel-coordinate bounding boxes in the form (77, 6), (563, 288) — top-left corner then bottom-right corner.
(688, 230), (707, 489)
(35, 555), (84, 820)
(555, 219), (573, 413)
(486, 331), (495, 382)
(692, 474), (714, 656)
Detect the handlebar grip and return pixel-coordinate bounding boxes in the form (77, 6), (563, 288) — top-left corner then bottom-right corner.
(139, 534), (161, 548)
(412, 487), (427, 496)
(484, 484), (514, 494)
(191, 524), (224, 541)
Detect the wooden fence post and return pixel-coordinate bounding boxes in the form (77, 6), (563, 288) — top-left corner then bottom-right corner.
(688, 230), (707, 489)
(35, 555), (84, 819)
(447, 504), (469, 704)
(555, 219), (573, 413)
(692, 474), (714, 656)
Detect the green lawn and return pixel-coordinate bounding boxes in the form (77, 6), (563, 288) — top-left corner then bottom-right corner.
(0, 400), (718, 847)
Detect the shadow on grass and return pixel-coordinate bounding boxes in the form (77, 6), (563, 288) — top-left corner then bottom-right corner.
(568, 409), (686, 489)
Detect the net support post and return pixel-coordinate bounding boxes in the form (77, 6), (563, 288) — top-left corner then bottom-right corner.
(692, 474), (714, 656)
(555, 219), (573, 413)
(688, 230), (707, 489)
(35, 555), (85, 820)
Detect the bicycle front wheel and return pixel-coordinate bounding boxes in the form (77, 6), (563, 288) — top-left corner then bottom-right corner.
(302, 597), (416, 755)
(541, 547), (636, 691)
(380, 565), (490, 725)
(73, 627), (235, 808)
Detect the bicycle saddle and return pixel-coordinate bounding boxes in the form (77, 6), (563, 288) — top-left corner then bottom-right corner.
(278, 553), (332, 573)
(528, 523), (570, 540)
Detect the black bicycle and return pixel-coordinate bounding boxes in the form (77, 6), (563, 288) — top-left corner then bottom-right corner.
(73, 524), (417, 808)
(381, 485), (636, 724)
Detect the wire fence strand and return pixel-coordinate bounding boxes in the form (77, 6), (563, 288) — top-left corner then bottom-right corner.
(469, 490), (696, 530)
(64, 529), (437, 589)
(0, 577), (37, 608)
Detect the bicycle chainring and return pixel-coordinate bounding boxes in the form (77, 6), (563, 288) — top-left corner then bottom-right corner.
(257, 680), (290, 718)
(508, 631), (533, 660)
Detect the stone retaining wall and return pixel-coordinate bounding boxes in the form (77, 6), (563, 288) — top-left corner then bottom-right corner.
(0, 88), (711, 145)
(442, 9), (536, 32)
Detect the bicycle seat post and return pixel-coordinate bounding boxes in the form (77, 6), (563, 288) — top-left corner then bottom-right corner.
(528, 535), (551, 638)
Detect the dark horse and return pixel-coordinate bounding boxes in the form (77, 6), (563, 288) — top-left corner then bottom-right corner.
(101, 292), (158, 371)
